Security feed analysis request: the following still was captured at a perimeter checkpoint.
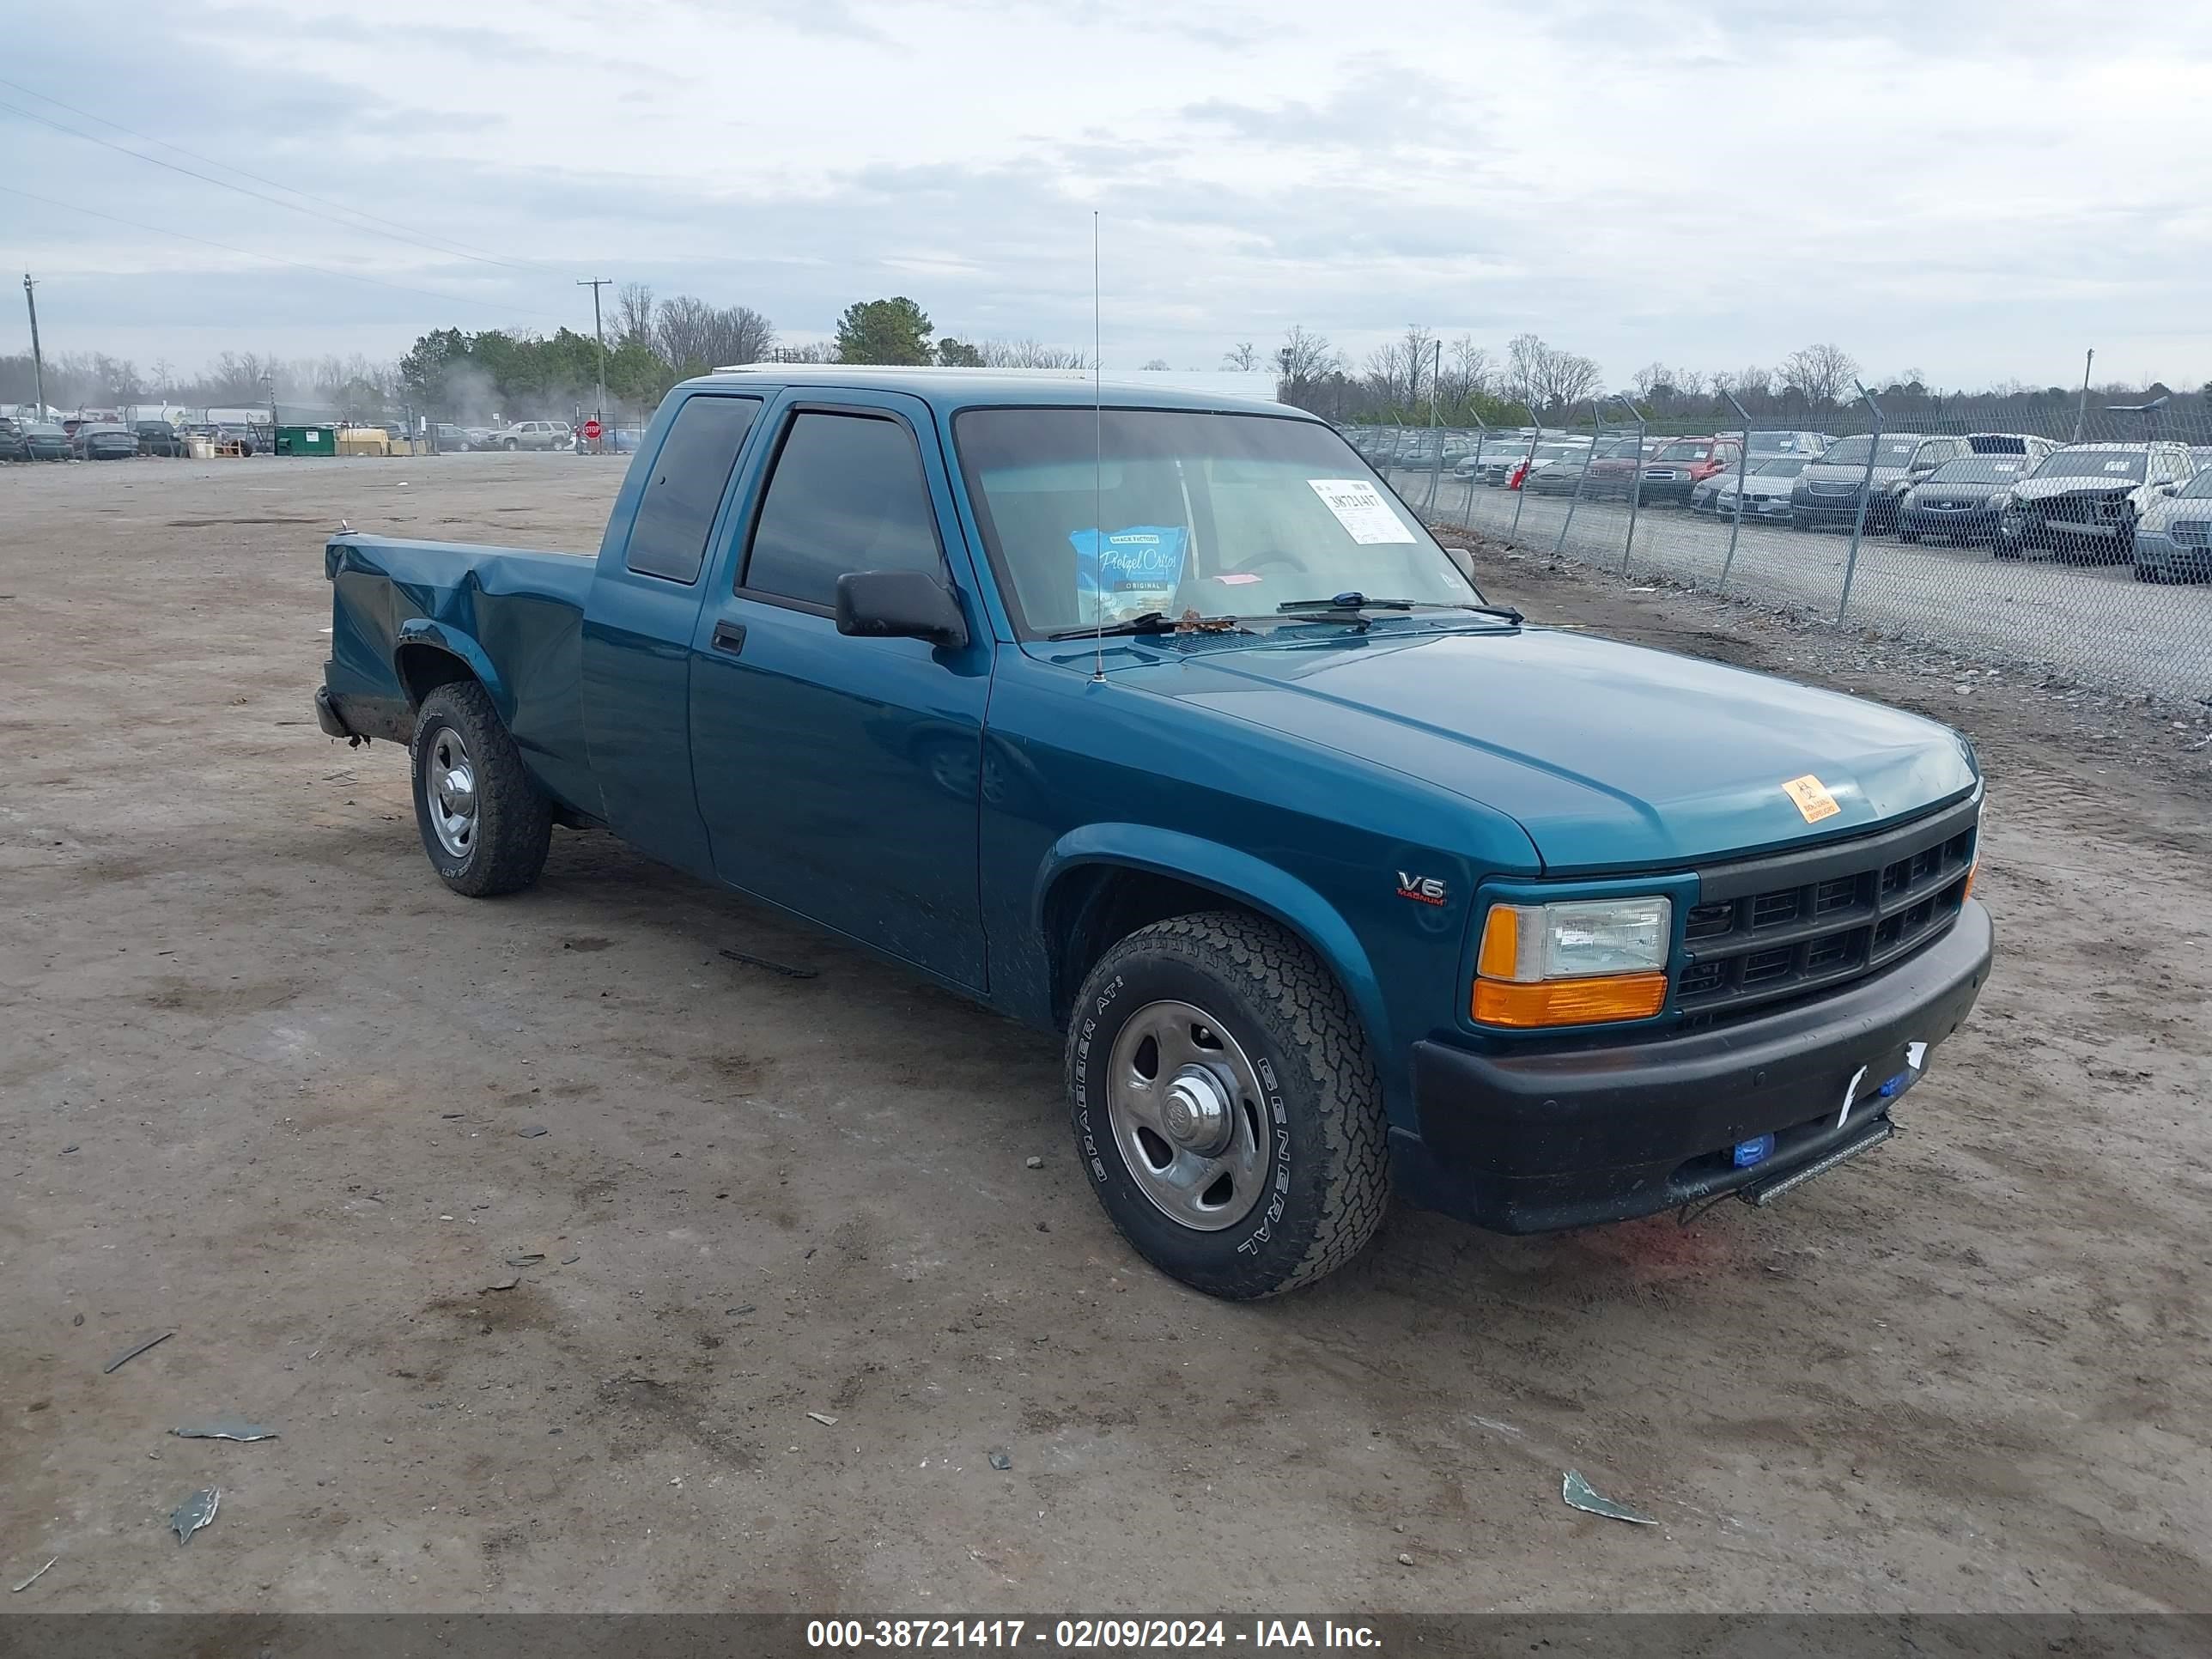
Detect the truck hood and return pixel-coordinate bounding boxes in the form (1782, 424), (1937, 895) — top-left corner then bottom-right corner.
(1119, 627), (1977, 871)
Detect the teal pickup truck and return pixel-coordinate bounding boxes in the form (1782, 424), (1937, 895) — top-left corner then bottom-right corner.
(317, 368), (1992, 1299)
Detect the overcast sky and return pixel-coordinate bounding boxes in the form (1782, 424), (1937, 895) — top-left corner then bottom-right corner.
(6, 0), (2209, 392)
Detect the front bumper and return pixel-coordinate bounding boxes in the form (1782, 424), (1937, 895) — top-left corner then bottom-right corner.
(1901, 506), (2000, 540)
(1391, 901), (1992, 1233)
(2133, 529), (2212, 577)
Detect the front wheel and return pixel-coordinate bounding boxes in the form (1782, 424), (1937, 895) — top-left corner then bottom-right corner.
(410, 681), (551, 896)
(1066, 913), (1389, 1299)
(503, 438), (519, 451)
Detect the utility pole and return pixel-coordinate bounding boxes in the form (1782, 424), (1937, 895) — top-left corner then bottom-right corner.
(23, 273), (47, 415)
(578, 278), (611, 453)
(2072, 347), (2094, 443)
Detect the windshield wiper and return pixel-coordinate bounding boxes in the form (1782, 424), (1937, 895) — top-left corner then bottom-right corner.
(1276, 592), (1524, 626)
(1044, 610), (1248, 641)
(1047, 611), (1173, 641)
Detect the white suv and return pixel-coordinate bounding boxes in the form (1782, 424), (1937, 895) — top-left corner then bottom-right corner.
(494, 420), (572, 452)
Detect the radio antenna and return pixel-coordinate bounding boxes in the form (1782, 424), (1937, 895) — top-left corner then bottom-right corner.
(1091, 210), (1106, 683)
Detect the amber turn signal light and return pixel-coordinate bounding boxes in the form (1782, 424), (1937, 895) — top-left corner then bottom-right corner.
(1471, 972), (1669, 1029)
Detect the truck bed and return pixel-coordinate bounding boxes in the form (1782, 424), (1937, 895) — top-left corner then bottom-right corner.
(322, 535), (600, 814)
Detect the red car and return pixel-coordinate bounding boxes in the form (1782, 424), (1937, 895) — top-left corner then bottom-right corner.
(1635, 436), (1744, 505)
(1581, 437), (1665, 501)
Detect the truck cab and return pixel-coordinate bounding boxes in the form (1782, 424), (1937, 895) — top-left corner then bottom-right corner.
(317, 368), (1991, 1299)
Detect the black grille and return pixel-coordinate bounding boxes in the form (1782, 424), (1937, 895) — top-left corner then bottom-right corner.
(1674, 798), (1978, 1020)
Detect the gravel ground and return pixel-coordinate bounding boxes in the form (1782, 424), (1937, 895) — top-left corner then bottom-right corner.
(3, 452), (2209, 1615)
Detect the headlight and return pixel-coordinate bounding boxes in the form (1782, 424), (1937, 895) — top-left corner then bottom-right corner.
(1989, 491), (2013, 513)
(1473, 896), (1672, 1027)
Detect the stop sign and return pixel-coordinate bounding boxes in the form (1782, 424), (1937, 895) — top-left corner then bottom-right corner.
(582, 418), (603, 441)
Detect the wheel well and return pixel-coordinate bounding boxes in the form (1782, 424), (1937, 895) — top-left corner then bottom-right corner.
(394, 643), (479, 710)
(1047, 866), (1271, 1028)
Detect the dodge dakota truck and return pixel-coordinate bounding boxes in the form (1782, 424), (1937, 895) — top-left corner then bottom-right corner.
(316, 367), (1992, 1299)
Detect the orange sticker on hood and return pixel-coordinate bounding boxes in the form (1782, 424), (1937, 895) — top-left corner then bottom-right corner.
(1781, 774), (1841, 823)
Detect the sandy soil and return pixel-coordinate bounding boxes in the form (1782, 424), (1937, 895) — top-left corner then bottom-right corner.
(2, 452), (2208, 1614)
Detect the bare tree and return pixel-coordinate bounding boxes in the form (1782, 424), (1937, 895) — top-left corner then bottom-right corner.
(975, 338), (1087, 368)
(1538, 349), (1602, 412)
(1439, 337), (1492, 407)
(617, 283), (655, 346)
(1506, 333), (1547, 411)
(1139, 358), (1170, 371)
(656, 296), (775, 370)
(1275, 326), (1343, 405)
(1221, 342), (1260, 372)
(1779, 343), (1858, 409)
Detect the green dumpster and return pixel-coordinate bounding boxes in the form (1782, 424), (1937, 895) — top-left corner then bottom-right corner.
(276, 424), (337, 457)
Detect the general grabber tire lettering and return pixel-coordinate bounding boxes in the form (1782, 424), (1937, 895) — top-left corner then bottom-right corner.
(410, 680), (552, 897)
(1066, 911), (1390, 1298)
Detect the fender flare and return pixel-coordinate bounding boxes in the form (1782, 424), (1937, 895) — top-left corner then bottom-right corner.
(1035, 823), (1395, 1065)
(393, 619), (514, 725)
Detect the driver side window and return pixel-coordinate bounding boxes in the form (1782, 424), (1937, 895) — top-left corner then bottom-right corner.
(742, 411), (945, 610)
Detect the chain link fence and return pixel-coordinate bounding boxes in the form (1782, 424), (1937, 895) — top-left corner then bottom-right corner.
(1355, 398), (2212, 707)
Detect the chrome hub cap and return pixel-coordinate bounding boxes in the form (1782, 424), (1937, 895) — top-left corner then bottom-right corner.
(425, 726), (478, 860)
(1105, 1000), (1269, 1232)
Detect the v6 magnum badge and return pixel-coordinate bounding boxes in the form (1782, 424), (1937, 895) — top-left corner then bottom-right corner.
(1395, 871), (1448, 906)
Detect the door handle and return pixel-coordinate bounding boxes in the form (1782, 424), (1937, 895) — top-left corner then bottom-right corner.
(712, 620), (747, 654)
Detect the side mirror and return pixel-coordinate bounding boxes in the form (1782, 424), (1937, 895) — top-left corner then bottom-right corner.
(1441, 544), (1474, 580)
(836, 569), (969, 650)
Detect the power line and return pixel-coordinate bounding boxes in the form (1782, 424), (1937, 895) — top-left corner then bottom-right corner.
(0, 93), (566, 283)
(0, 184), (562, 320)
(0, 76), (573, 281)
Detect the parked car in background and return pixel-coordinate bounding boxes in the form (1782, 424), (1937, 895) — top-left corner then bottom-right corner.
(0, 416), (27, 462)
(493, 419), (573, 451)
(1737, 430), (1830, 459)
(1965, 432), (2056, 465)
(1896, 456), (2033, 545)
(1485, 438), (1589, 489)
(1581, 436), (1672, 501)
(2130, 465), (2212, 583)
(1633, 435), (1744, 506)
(1528, 435), (1647, 496)
(424, 422), (473, 453)
(19, 421), (72, 460)
(73, 422), (139, 460)
(1790, 434), (1967, 533)
(1995, 442), (2198, 564)
(134, 420), (189, 457)
(1700, 455), (1814, 519)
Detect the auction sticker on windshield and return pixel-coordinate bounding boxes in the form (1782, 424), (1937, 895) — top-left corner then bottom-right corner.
(1308, 478), (1416, 544)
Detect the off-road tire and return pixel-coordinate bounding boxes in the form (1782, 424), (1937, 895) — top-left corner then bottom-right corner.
(410, 681), (551, 897)
(1066, 911), (1389, 1299)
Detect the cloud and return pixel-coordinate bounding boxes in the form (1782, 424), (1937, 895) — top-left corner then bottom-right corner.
(4, 0), (2209, 392)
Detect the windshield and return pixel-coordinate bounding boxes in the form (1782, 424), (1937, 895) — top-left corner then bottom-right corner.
(1820, 435), (1922, 467)
(1530, 441), (1585, 462)
(1752, 456), (1810, 477)
(1927, 458), (2024, 484)
(955, 407), (1477, 637)
(2034, 449), (2146, 481)
(27, 423), (64, 437)
(1653, 441), (1712, 462)
(2179, 471), (2212, 501)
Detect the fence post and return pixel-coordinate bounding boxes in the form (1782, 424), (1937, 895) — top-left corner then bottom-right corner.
(1462, 413), (1487, 524)
(1424, 339), (1445, 514)
(1614, 395), (1648, 574)
(1718, 387), (1754, 590)
(1838, 381), (1885, 623)
(1506, 422), (1544, 547)
(1553, 399), (1602, 555)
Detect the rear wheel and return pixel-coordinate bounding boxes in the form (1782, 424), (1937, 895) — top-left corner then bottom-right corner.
(410, 681), (551, 896)
(1066, 913), (1389, 1299)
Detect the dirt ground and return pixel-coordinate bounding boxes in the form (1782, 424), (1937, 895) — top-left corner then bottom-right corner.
(3, 452), (2209, 1615)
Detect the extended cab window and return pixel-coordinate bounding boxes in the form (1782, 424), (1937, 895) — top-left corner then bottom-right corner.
(743, 411), (944, 607)
(623, 396), (760, 584)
